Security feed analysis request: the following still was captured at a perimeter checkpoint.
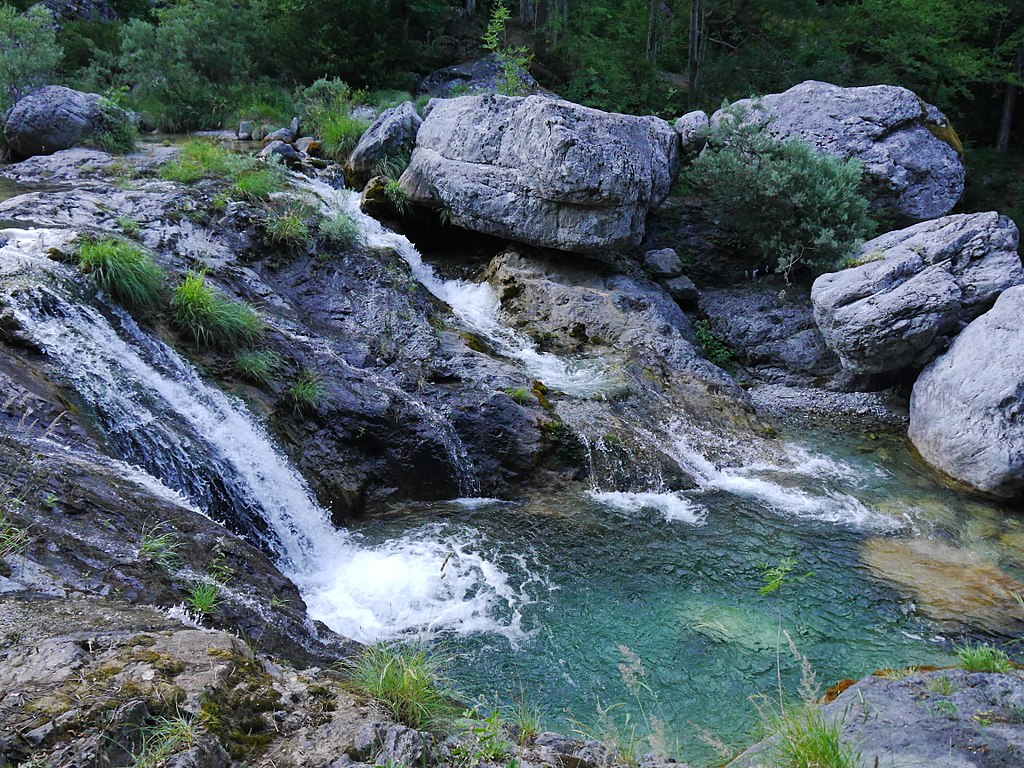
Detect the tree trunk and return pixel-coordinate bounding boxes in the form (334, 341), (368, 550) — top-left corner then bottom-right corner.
(688, 0), (701, 107)
(997, 40), (1024, 153)
(646, 0), (660, 65)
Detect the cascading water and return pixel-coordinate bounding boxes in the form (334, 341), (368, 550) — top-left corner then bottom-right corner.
(301, 180), (614, 397)
(1, 228), (529, 642)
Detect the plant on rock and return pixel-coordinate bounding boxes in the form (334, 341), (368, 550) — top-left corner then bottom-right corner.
(234, 350), (283, 386)
(319, 113), (371, 161)
(172, 271), (263, 349)
(186, 578), (221, 617)
(684, 104), (874, 279)
(955, 642), (1013, 673)
(77, 238), (166, 315)
(287, 368), (327, 415)
(319, 211), (364, 248)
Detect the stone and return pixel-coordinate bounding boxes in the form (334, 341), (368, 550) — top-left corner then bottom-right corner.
(237, 120), (256, 140)
(674, 110), (709, 156)
(811, 212), (1023, 375)
(264, 127), (296, 144)
(41, 0), (117, 23)
(662, 275), (699, 306)
(909, 285), (1024, 497)
(346, 102), (422, 186)
(400, 94), (680, 252)
(642, 247), (683, 278)
(260, 140), (301, 166)
(419, 54), (542, 97)
(715, 80), (965, 220)
(352, 722), (432, 767)
(3, 86), (133, 159)
(296, 136), (321, 155)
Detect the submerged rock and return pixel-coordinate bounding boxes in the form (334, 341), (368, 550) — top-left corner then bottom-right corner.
(346, 101), (422, 187)
(717, 80), (965, 220)
(3, 86), (133, 159)
(400, 94), (680, 252)
(909, 285), (1024, 497)
(811, 212), (1023, 375)
(861, 537), (1024, 634)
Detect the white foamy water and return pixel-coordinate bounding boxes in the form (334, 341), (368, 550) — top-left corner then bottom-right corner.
(300, 180), (613, 397)
(588, 490), (707, 525)
(1, 234), (530, 642)
(665, 425), (905, 531)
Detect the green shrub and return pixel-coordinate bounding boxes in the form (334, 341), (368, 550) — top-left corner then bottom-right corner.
(77, 238), (166, 314)
(955, 643), (1013, 674)
(344, 643), (459, 732)
(684, 104), (874, 279)
(319, 211), (364, 247)
(234, 350), (283, 385)
(366, 89), (413, 111)
(482, 1), (534, 96)
(0, 6), (62, 112)
(86, 97), (139, 155)
(384, 179), (411, 215)
(295, 78), (355, 126)
(172, 272), (263, 349)
(287, 369), (327, 414)
(319, 113), (370, 161)
(694, 320), (734, 372)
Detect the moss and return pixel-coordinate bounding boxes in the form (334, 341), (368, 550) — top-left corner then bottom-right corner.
(919, 99), (964, 156)
(459, 331), (487, 353)
(530, 382), (552, 411)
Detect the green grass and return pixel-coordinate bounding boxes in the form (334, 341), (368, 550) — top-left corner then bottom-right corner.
(234, 350), (283, 385)
(288, 369), (327, 414)
(186, 579), (221, 617)
(116, 215), (141, 237)
(159, 140), (240, 183)
(503, 387), (534, 405)
(319, 113), (370, 160)
(955, 643), (1014, 673)
(926, 675), (959, 696)
(0, 508), (29, 564)
(319, 211), (364, 247)
(77, 238), (166, 314)
(695, 319), (734, 372)
(130, 713), (204, 768)
(366, 89), (414, 111)
(263, 201), (314, 248)
(384, 179), (411, 215)
(172, 272), (263, 349)
(770, 705), (860, 768)
(343, 643), (459, 732)
(373, 153), (411, 180)
(140, 522), (181, 572)
(509, 696), (541, 743)
(231, 165), (287, 202)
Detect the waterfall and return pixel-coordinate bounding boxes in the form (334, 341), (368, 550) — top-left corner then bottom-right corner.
(300, 179), (614, 397)
(1, 228), (527, 642)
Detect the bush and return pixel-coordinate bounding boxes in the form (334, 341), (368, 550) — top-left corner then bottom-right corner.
(77, 238), (166, 314)
(344, 643), (459, 732)
(684, 104), (874, 279)
(0, 6), (62, 112)
(695, 320), (734, 372)
(955, 643), (1014, 674)
(87, 97), (139, 154)
(172, 271), (263, 349)
(319, 113), (371, 161)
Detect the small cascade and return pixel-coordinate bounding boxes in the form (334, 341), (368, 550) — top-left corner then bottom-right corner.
(1, 230), (529, 642)
(300, 179), (613, 397)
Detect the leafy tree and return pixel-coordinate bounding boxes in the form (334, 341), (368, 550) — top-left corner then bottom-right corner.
(483, 0), (534, 96)
(685, 104), (874, 279)
(0, 5), (62, 111)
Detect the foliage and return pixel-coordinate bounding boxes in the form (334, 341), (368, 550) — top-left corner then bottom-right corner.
(926, 675), (959, 696)
(87, 97), (139, 154)
(287, 369), (327, 414)
(319, 211), (364, 248)
(263, 201), (315, 249)
(130, 713), (205, 768)
(186, 579), (222, 617)
(373, 153), (411, 181)
(694, 320), (734, 373)
(0, 508), (29, 565)
(768, 704), (861, 768)
(384, 180), (411, 216)
(343, 643), (459, 733)
(231, 165), (287, 202)
(140, 521), (182, 572)
(77, 238), (166, 315)
(955, 643), (1014, 674)
(318, 113), (371, 161)
(503, 387), (534, 405)
(234, 350), (283, 386)
(159, 140), (242, 184)
(685, 105), (874, 279)
(482, 1), (534, 96)
(452, 708), (512, 767)
(509, 696), (541, 744)
(0, 5), (61, 112)
(172, 272), (263, 349)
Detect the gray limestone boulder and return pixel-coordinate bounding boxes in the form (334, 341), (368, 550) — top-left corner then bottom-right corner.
(909, 285), (1024, 497)
(642, 247), (683, 278)
(400, 94), (681, 252)
(3, 86), (132, 159)
(715, 80), (965, 220)
(811, 212), (1023, 375)
(346, 101), (422, 186)
(674, 110), (709, 156)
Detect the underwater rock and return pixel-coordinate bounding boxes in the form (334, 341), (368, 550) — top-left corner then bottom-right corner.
(715, 80), (965, 220)
(861, 537), (1024, 634)
(400, 94), (680, 252)
(909, 285), (1024, 497)
(812, 212), (1022, 376)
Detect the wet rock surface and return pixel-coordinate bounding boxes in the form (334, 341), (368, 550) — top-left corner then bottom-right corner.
(400, 94), (680, 252)
(909, 285), (1024, 497)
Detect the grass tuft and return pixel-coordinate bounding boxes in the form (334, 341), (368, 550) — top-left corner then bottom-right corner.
(343, 643), (459, 732)
(234, 350), (283, 386)
(955, 643), (1014, 673)
(77, 238), (166, 314)
(0, 508), (29, 565)
(384, 179), (411, 215)
(140, 521), (182, 572)
(158, 140), (287, 202)
(769, 704), (860, 768)
(926, 675), (959, 696)
(263, 200), (315, 248)
(319, 211), (364, 248)
(130, 713), (204, 768)
(319, 113), (370, 161)
(186, 579), (221, 617)
(287, 368), (327, 414)
(172, 272), (263, 349)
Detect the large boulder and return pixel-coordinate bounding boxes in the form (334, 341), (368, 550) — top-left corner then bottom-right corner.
(811, 212), (1023, 375)
(345, 101), (422, 186)
(716, 80), (965, 220)
(399, 94), (681, 252)
(419, 54), (541, 97)
(3, 86), (131, 158)
(909, 285), (1024, 497)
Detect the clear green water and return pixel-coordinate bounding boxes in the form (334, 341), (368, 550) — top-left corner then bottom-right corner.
(347, 428), (1024, 767)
